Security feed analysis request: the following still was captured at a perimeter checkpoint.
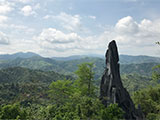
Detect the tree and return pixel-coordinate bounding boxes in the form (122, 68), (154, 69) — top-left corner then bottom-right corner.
(151, 42), (160, 84)
(46, 62), (125, 120)
(152, 65), (160, 84)
(133, 85), (160, 119)
(0, 104), (27, 119)
(48, 79), (75, 105)
(75, 62), (96, 97)
(101, 104), (124, 120)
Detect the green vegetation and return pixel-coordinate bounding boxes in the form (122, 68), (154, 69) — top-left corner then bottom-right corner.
(152, 64), (160, 83)
(0, 56), (159, 79)
(0, 67), (72, 105)
(121, 74), (152, 94)
(0, 53), (160, 119)
(0, 104), (27, 119)
(0, 63), (124, 119)
(75, 63), (96, 97)
(0, 67), (72, 84)
(46, 63), (124, 119)
(132, 64), (160, 120)
(133, 85), (160, 120)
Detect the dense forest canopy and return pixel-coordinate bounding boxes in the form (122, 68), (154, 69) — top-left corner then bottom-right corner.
(0, 55), (160, 119)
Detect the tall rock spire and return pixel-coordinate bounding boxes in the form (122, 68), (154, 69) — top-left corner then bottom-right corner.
(100, 40), (143, 119)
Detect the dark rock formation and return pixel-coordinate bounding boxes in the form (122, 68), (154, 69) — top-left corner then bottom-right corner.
(100, 40), (143, 119)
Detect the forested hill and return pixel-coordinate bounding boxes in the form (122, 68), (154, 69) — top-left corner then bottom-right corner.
(52, 54), (160, 63)
(0, 55), (159, 79)
(1, 52), (160, 63)
(0, 67), (72, 84)
(119, 55), (160, 64)
(0, 52), (40, 60)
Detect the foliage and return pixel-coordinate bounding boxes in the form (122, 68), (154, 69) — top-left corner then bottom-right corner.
(121, 73), (152, 94)
(75, 62), (96, 97)
(2, 61), (159, 119)
(0, 55), (159, 81)
(0, 104), (27, 119)
(48, 79), (75, 105)
(36, 97), (124, 120)
(152, 64), (160, 83)
(47, 62), (124, 120)
(133, 85), (160, 119)
(0, 67), (72, 84)
(120, 62), (159, 76)
(0, 82), (49, 105)
(101, 104), (124, 120)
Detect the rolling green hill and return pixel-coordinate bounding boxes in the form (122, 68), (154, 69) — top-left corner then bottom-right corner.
(121, 74), (152, 94)
(0, 56), (159, 80)
(0, 67), (73, 104)
(119, 55), (160, 64)
(0, 67), (72, 84)
(0, 56), (104, 78)
(0, 52), (40, 60)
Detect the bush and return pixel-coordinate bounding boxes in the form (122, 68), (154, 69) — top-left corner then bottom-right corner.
(0, 104), (27, 119)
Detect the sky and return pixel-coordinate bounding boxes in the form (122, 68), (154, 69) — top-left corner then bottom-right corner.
(0, 0), (160, 57)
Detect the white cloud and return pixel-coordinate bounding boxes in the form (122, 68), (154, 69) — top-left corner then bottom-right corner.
(0, 22), (35, 35)
(34, 28), (109, 53)
(93, 16), (160, 56)
(15, 0), (33, 4)
(34, 3), (40, 9)
(115, 16), (138, 35)
(89, 15), (96, 20)
(34, 28), (82, 51)
(0, 31), (9, 45)
(55, 16), (160, 56)
(21, 5), (35, 16)
(0, 0), (13, 14)
(0, 12), (159, 57)
(43, 12), (81, 31)
(43, 15), (50, 19)
(34, 15), (160, 56)
(113, 16), (160, 47)
(10, 24), (35, 35)
(36, 28), (81, 43)
(0, 15), (8, 23)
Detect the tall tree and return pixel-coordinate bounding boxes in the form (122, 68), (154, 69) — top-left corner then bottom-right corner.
(48, 79), (74, 105)
(75, 62), (96, 97)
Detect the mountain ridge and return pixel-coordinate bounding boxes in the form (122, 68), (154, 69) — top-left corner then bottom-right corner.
(0, 52), (160, 64)
(0, 52), (159, 79)
(0, 52), (40, 60)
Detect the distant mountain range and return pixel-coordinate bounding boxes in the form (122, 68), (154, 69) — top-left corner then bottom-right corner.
(119, 55), (160, 64)
(0, 52), (40, 60)
(0, 52), (159, 79)
(52, 54), (104, 61)
(52, 54), (160, 64)
(0, 52), (160, 64)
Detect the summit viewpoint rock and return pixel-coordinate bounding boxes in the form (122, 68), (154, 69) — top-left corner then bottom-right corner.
(100, 40), (143, 119)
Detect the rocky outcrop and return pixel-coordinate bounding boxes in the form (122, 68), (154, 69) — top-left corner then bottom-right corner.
(100, 40), (143, 119)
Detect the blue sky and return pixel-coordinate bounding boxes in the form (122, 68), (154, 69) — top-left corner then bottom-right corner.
(0, 0), (160, 57)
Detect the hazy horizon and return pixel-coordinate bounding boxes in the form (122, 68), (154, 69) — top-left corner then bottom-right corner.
(0, 51), (160, 58)
(0, 0), (160, 57)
